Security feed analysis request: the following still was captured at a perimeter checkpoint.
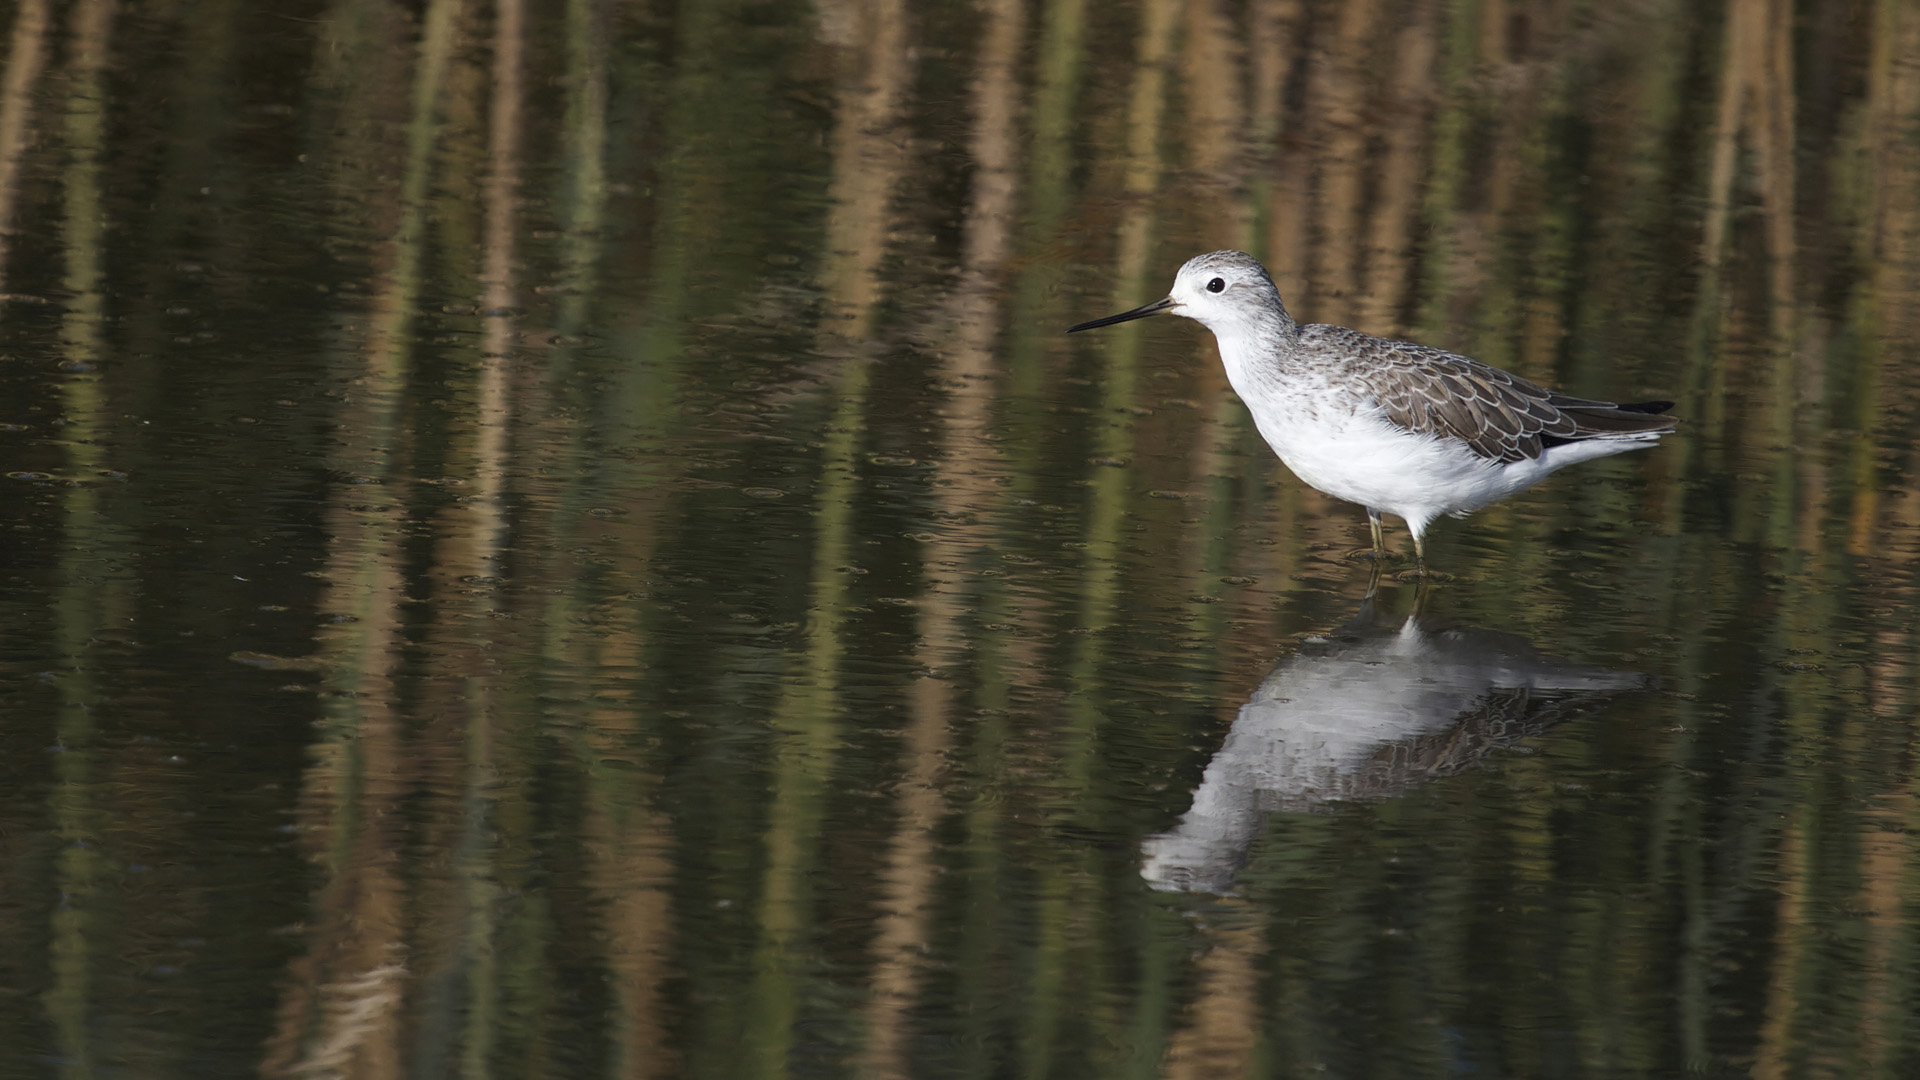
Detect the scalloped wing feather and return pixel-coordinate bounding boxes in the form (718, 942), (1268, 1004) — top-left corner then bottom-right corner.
(1303, 330), (1672, 464)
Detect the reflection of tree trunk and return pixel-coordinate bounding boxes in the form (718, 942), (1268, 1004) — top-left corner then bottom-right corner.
(116, 0), (238, 418)
(1107, 0), (1178, 381)
(1026, 0), (1087, 240)
(46, 3), (117, 1075)
(749, 2), (915, 1075)
(1182, 0), (1244, 208)
(1849, 0), (1920, 555)
(1256, 1), (1308, 301)
(862, 1), (1023, 1069)
(936, 7), (1042, 1054)
(1181, 0), (1262, 609)
(1410, 0), (1479, 346)
(1027, 0), (1181, 1070)
(540, 4), (678, 1068)
(1856, 792), (1913, 1070)
(0, 0), (50, 290)
(474, 0), (522, 577)
(820, 0), (914, 333)
(1356, 0), (1438, 337)
(1123, 0), (1178, 216)
(1176, 0), (1256, 627)
(60, 0), (113, 361)
(1162, 904), (1267, 1080)
(1308, 0), (1376, 325)
(1750, 820), (1805, 1080)
(1084, 0), (1175, 622)
(556, 0), (608, 341)
(1703, 0), (1798, 548)
(1009, 1), (1186, 1069)
(1178, 0), (1253, 584)
(1258, 0), (1360, 551)
(439, 1), (525, 1071)
(1183, 0), (1248, 317)
(263, 2), (467, 1076)
(585, 630), (677, 1080)
(858, 672), (957, 1079)
(958, 0), (1024, 282)
(1864, 0), (1920, 333)
(261, 526), (412, 1080)
(1703, 0), (1797, 327)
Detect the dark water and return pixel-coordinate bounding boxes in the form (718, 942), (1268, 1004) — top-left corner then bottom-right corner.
(3, 0), (1920, 1076)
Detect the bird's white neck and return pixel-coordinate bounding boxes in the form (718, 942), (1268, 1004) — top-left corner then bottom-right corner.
(1202, 301), (1298, 390)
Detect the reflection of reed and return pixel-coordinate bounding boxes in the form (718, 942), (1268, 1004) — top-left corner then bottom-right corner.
(1161, 902), (1265, 1080)
(859, 0), (1024, 1070)
(534, 2), (681, 1071)
(1176, 0), (1256, 605)
(1847, 0), (1920, 554)
(1026, 0), (1086, 241)
(416, 2), (525, 1072)
(10, 0), (1920, 1072)
(1705, 0), (1800, 554)
(1856, 793), (1913, 1069)
(749, 0), (914, 1073)
(958, 0), (1024, 281)
(1110, 0), (1177, 309)
(1022, 1), (1185, 1066)
(1751, 817), (1807, 1080)
(265, 1), (468, 1075)
(1181, 0), (1243, 183)
(1356, 0), (1437, 337)
(46, 2), (117, 1073)
(0, 0), (49, 289)
(1309, 0), (1378, 324)
(818, 0), (913, 331)
(472, 0), (521, 578)
(555, 0), (609, 339)
(1704, 0), (1796, 325)
(1254, 0), (1308, 300)
(934, 15), (1046, 1038)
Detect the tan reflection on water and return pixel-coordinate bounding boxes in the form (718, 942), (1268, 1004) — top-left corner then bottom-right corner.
(857, 0), (1026, 1073)
(244, 0), (1920, 1067)
(265, 0), (470, 1074)
(46, 3), (117, 1078)
(749, 0), (918, 1075)
(0, 0), (49, 289)
(7, 0), (1920, 1074)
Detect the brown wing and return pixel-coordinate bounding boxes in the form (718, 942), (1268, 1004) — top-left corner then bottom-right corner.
(1320, 330), (1674, 464)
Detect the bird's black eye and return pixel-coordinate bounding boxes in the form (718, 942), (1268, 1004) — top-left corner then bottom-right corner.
(1206, 277), (1226, 293)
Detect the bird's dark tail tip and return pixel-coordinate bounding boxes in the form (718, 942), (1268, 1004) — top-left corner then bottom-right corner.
(1615, 400), (1674, 415)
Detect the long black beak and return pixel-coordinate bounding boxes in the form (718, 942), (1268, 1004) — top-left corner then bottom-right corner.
(1067, 296), (1177, 333)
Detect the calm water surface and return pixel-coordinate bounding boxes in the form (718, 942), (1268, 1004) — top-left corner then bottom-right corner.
(2, 0), (1919, 1076)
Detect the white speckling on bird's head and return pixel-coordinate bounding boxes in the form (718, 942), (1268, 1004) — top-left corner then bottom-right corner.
(1163, 250), (1292, 333)
(1066, 249), (1287, 335)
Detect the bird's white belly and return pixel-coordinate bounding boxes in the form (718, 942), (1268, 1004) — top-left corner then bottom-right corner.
(1218, 353), (1661, 533)
(1251, 404), (1529, 521)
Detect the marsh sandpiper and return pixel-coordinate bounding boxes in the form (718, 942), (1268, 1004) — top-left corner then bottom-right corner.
(1069, 250), (1676, 573)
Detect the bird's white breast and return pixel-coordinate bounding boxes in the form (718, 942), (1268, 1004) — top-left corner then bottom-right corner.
(1258, 398), (1505, 516)
(1214, 330), (1543, 524)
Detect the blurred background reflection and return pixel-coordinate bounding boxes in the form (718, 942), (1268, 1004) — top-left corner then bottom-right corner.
(1, 0), (1918, 1076)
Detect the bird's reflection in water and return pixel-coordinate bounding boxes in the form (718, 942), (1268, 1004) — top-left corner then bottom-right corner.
(1143, 591), (1648, 894)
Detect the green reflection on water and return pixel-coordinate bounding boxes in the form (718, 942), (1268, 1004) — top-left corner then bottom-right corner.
(0, 0), (1918, 1077)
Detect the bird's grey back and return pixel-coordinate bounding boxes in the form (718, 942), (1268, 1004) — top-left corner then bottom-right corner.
(1287, 324), (1676, 463)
